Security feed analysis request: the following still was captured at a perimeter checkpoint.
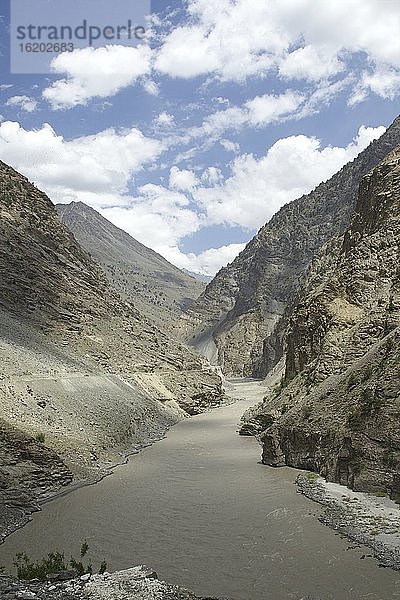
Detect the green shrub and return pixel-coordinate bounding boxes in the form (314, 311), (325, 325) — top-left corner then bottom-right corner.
(35, 432), (46, 443)
(14, 551), (66, 581)
(347, 387), (383, 430)
(13, 542), (106, 582)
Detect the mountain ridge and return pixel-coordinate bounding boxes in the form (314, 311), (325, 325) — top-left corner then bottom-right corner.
(182, 117), (400, 377)
(0, 160), (224, 539)
(242, 142), (400, 494)
(56, 201), (204, 330)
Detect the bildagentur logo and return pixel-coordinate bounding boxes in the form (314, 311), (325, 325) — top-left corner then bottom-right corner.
(10, 0), (150, 74)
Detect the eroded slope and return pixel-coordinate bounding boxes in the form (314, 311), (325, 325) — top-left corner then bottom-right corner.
(243, 146), (400, 495)
(183, 117), (400, 377)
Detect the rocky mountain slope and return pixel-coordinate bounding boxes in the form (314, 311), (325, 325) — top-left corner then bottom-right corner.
(242, 145), (400, 496)
(182, 117), (400, 377)
(56, 202), (204, 330)
(0, 160), (224, 539)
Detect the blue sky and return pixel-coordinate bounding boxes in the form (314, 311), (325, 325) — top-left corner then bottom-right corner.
(1, 0), (400, 274)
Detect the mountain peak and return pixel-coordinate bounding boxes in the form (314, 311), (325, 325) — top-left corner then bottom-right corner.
(56, 201), (205, 327)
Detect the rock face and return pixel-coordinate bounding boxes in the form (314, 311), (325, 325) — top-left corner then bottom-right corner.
(183, 117), (400, 377)
(246, 145), (400, 495)
(56, 202), (204, 330)
(0, 160), (224, 538)
(0, 420), (73, 543)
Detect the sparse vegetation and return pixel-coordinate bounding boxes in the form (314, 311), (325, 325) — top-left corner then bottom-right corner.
(347, 372), (359, 389)
(347, 387), (383, 429)
(257, 413), (275, 430)
(305, 471), (319, 482)
(272, 374), (294, 398)
(13, 542), (106, 581)
(35, 432), (45, 443)
(301, 404), (312, 419)
(363, 365), (374, 381)
(382, 450), (399, 469)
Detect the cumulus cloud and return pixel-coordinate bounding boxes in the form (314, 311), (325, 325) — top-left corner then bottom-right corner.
(42, 45), (152, 109)
(154, 112), (175, 127)
(157, 243), (246, 276)
(155, 0), (400, 101)
(201, 166), (223, 185)
(6, 95), (38, 113)
(194, 125), (386, 229)
(101, 184), (201, 249)
(245, 91), (305, 126)
(169, 166), (198, 191)
(278, 45), (343, 82)
(0, 119), (386, 276)
(0, 120), (162, 204)
(187, 91), (305, 143)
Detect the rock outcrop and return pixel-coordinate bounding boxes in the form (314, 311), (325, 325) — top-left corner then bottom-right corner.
(0, 160), (224, 538)
(0, 565), (225, 600)
(244, 145), (400, 495)
(183, 117), (400, 377)
(56, 202), (204, 330)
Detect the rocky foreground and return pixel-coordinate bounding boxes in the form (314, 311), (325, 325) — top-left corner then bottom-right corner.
(0, 566), (225, 600)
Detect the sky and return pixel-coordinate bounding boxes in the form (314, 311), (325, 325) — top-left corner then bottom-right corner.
(0, 0), (400, 276)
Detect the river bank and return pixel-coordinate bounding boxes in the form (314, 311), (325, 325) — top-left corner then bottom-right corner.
(1, 379), (399, 600)
(297, 472), (400, 571)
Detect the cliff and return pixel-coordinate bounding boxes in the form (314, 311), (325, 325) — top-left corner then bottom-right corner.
(183, 117), (400, 377)
(243, 145), (400, 496)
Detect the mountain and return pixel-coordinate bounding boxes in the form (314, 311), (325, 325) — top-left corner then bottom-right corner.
(182, 117), (400, 377)
(0, 161), (224, 538)
(55, 201), (204, 330)
(242, 144), (400, 496)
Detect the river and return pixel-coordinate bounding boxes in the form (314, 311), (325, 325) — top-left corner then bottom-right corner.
(0, 380), (399, 599)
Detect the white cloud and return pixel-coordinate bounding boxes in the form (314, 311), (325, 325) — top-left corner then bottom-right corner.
(42, 45), (152, 109)
(349, 64), (400, 105)
(0, 121), (162, 205)
(220, 139), (239, 152)
(155, 0), (400, 101)
(101, 184), (200, 249)
(6, 95), (38, 113)
(187, 91), (305, 143)
(194, 125), (386, 229)
(158, 243), (246, 276)
(154, 112), (175, 127)
(169, 166), (198, 191)
(201, 166), (223, 185)
(142, 79), (159, 96)
(245, 91), (305, 126)
(278, 45), (343, 82)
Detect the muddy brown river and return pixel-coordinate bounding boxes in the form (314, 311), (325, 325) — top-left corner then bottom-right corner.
(0, 380), (399, 599)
